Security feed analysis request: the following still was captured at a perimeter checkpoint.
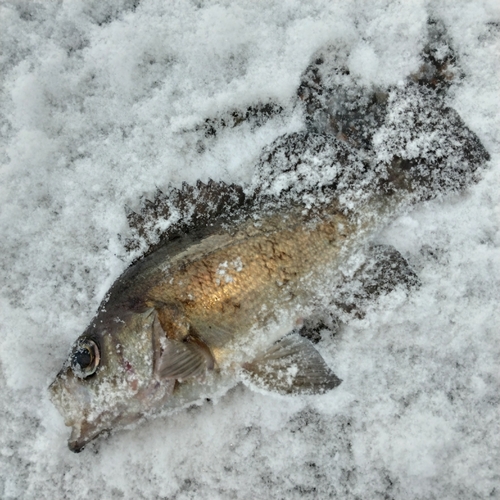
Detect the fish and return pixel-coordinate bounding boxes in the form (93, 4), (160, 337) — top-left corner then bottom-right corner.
(49, 24), (490, 452)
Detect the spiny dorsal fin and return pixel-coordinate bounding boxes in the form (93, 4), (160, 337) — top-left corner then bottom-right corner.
(125, 179), (247, 256)
(242, 334), (341, 395)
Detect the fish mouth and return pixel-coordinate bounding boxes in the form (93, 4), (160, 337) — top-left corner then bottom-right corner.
(66, 407), (147, 452)
(69, 441), (87, 453)
(68, 420), (109, 453)
(49, 369), (173, 452)
(48, 372), (112, 452)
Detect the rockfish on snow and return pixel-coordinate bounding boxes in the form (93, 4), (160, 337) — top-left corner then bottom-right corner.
(49, 28), (489, 452)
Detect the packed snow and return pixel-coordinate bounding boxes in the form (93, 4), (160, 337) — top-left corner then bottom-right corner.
(0, 1), (499, 498)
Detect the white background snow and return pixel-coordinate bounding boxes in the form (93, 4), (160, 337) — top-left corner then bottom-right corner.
(1, 0), (499, 498)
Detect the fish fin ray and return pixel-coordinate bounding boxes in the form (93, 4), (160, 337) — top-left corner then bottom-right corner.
(153, 311), (215, 381)
(242, 333), (341, 395)
(158, 340), (212, 381)
(125, 180), (247, 256)
(189, 320), (235, 347)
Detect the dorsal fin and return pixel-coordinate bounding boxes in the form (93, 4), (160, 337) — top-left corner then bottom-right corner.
(125, 179), (248, 257)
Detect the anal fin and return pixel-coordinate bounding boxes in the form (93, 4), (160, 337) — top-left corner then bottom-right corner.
(242, 334), (341, 395)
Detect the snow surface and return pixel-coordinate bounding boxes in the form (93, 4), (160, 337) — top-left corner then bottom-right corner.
(1, 0), (499, 498)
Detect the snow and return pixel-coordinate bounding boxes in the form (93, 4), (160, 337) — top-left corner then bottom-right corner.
(1, 0), (499, 498)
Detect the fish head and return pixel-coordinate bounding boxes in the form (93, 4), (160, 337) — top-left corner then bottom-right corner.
(49, 307), (172, 452)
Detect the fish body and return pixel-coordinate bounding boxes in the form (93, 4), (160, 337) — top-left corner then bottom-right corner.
(49, 198), (370, 451)
(49, 32), (490, 452)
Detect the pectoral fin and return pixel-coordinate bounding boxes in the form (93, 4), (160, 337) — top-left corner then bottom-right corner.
(242, 334), (341, 395)
(153, 312), (215, 382)
(158, 338), (213, 381)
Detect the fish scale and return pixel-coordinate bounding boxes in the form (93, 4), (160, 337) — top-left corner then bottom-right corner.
(147, 206), (357, 345)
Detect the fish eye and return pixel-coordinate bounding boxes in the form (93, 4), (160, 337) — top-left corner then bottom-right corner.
(70, 339), (100, 379)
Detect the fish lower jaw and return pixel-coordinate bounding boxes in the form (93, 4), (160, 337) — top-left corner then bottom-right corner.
(68, 423), (85, 452)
